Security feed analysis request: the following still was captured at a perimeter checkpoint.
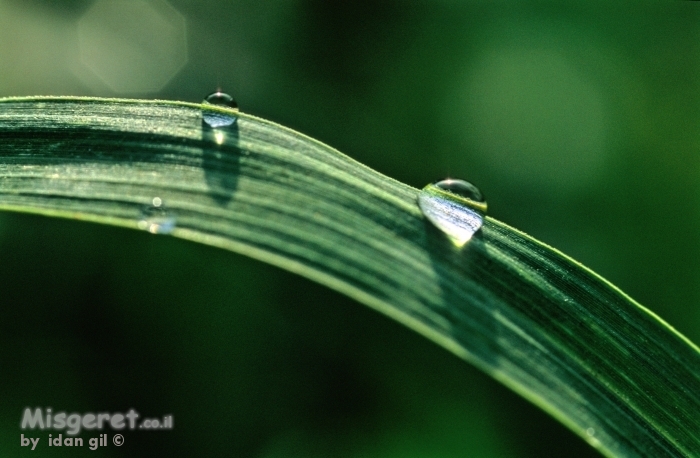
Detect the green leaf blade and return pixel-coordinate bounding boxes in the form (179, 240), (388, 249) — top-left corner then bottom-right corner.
(1, 97), (698, 457)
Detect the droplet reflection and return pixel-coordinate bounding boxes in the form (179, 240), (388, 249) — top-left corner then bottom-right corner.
(202, 91), (238, 128)
(417, 179), (487, 247)
(201, 90), (241, 206)
(138, 197), (176, 234)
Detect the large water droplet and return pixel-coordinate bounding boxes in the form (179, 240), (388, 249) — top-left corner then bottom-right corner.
(417, 179), (487, 246)
(138, 197), (176, 234)
(202, 91), (238, 128)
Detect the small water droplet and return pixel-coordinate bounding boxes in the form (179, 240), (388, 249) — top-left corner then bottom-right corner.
(586, 428), (595, 437)
(202, 91), (238, 128)
(138, 197), (176, 234)
(417, 178), (487, 246)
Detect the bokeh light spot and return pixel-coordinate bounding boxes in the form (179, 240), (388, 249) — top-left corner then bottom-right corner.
(466, 47), (606, 191)
(454, 24), (609, 194)
(78, 0), (187, 93)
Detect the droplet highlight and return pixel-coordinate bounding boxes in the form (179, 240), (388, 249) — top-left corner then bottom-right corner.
(138, 197), (176, 234)
(417, 179), (487, 246)
(202, 91), (239, 128)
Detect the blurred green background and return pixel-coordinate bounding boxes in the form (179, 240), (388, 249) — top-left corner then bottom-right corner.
(1, 1), (698, 456)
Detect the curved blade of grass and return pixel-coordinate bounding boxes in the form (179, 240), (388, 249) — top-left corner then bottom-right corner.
(0, 97), (698, 457)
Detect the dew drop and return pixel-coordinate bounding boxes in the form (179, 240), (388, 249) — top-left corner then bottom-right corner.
(138, 197), (176, 235)
(202, 91), (239, 128)
(417, 178), (487, 247)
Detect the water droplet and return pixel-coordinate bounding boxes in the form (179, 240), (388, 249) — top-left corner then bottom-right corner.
(417, 179), (487, 246)
(586, 428), (595, 437)
(138, 197), (176, 234)
(202, 91), (238, 128)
